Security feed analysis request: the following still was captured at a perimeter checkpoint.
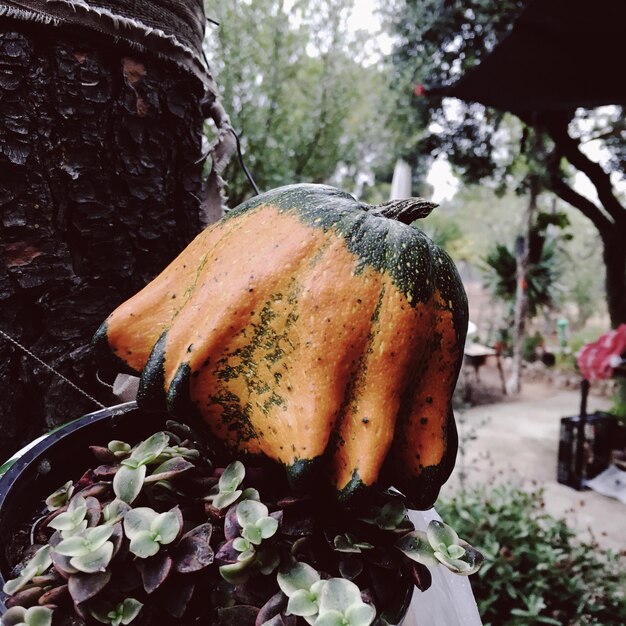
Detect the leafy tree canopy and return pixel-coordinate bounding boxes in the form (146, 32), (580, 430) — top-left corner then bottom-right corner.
(387, 0), (626, 327)
(205, 0), (397, 207)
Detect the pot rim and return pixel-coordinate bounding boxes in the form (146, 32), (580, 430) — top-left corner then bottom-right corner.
(0, 402), (137, 481)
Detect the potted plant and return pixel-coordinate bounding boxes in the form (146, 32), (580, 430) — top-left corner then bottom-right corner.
(0, 405), (482, 626)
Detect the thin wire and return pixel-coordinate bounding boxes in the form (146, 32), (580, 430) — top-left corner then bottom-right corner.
(0, 328), (106, 409)
(198, 33), (259, 198)
(230, 127), (260, 196)
(95, 369), (114, 390)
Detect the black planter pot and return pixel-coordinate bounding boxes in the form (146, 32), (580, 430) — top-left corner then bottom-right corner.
(0, 402), (168, 613)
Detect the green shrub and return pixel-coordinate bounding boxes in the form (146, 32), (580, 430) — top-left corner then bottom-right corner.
(522, 332), (544, 363)
(437, 485), (626, 626)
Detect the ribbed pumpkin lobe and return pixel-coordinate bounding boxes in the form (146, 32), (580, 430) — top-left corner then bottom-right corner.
(94, 183), (468, 507)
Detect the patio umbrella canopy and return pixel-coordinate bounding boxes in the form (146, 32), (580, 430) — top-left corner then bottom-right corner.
(427, 0), (626, 115)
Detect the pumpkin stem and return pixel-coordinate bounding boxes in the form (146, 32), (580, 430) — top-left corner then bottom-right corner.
(368, 198), (438, 224)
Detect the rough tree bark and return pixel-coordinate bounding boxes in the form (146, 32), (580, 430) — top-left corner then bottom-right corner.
(0, 20), (208, 460)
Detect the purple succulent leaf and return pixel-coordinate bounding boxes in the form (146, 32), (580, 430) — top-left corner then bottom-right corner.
(108, 523), (124, 559)
(255, 590), (288, 626)
(407, 561), (432, 592)
(92, 464), (119, 479)
(205, 502), (227, 521)
(84, 497), (102, 527)
(30, 572), (59, 587)
(73, 597), (90, 620)
(136, 551), (173, 594)
(38, 583), (69, 606)
(224, 505), (242, 540)
(68, 570), (111, 604)
(144, 457), (194, 483)
(181, 522), (213, 544)
(173, 524), (215, 573)
(73, 481), (111, 501)
(270, 510), (283, 524)
(379, 575), (414, 626)
(215, 539), (240, 564)
(89, 446), (116, 464)
(257, 616), (284, 626)
(275, 494), (312, 508)
(363, 547), (395, 569)
(164, 420), (195, 441)
(368, 566), (399, 607)
(47, 531), (62, 547)
(339, 557), (363, 580)
(4, 586), (44, 608)
(50, 550), (79, 577)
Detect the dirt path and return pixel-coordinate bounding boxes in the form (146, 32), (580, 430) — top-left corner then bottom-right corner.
(440, 370), (624, 553)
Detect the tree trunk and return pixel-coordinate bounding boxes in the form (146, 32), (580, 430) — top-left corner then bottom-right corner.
(0, 21), (206, 461)
(507, 177), (539, 395)
(602, 230), (626, 330)
(602, 229), (626, 413)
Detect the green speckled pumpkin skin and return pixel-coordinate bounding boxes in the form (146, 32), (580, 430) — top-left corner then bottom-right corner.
(94, 184), (468, 507)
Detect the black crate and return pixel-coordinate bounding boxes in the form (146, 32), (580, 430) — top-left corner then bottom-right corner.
(557, 412), (617, 489)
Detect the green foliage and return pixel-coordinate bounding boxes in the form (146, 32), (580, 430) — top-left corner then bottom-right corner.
(204, 460), (261, 509)
(205, 0), (396, 206)
(396, 520), (483, 575)
(277, 565), (376, 626)
(482, 240), (562, 318)
(44, 480), (73, 511)
(522, 332), (544, 362)
(386, 0), (527, 182)
(1, 606), (53, 626)
(386, 0), (626, 334)
(124, 507), (182, 558)
(90, 598), (143, 626)
(437, 485), (626, 626)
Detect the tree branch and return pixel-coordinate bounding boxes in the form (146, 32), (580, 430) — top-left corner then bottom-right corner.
(546, 155), (612, 235)
(542, 113), (625, 225)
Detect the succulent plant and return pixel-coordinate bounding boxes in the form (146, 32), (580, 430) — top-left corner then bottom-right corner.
(89, 598), (143, 626)
(1, 606), (53, 626)
(1, 421), (483, 626)
(2, 546), (52, 596)
(332, 533), (374, 553)
(108, 440), (132, 458)
(314, 579), (376, 626)
(47, 494), (89, 537)
(396, 519), (484, 575)
(53, 525), (115, 573)
(112, 432), (172, 504)
(277, 561), (324, 618)
(44, 480), (74, 511)
(204, 460), (259, 509)
(124, 507), (182, 558)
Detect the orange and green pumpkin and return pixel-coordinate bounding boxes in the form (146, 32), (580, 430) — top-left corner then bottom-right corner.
(93, 184), (468, 508)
